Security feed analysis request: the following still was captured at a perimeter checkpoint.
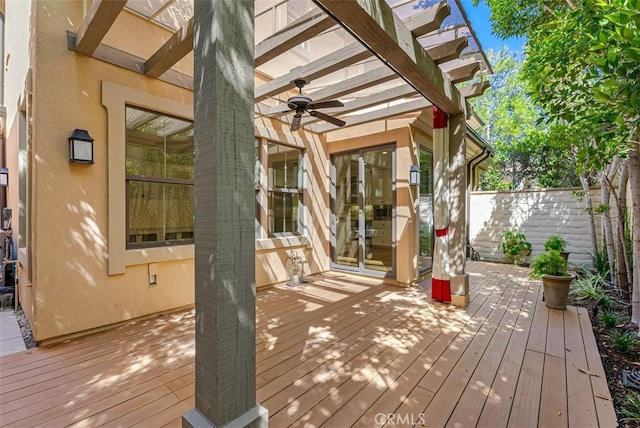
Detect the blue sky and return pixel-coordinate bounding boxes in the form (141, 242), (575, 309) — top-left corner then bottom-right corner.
(462, 0), (526, 54)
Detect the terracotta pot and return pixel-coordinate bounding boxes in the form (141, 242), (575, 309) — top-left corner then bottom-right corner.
(542, 274), (575, 310)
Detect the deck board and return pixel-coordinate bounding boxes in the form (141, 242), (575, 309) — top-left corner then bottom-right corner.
(476, 278), (540, 427)
(565, 306), (599, 427)
(0, 262), (616, 427)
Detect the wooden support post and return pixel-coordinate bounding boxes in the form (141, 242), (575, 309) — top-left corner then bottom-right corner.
(432, 106), (451, 302)
(184, 0), (267, 427)
(448, 113), (469, 307)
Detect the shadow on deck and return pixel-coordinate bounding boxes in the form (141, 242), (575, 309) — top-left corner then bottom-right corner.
(0, 261), (617, 427)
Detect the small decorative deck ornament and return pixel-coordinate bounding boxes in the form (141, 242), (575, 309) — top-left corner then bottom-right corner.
(286, 251), (304, 286)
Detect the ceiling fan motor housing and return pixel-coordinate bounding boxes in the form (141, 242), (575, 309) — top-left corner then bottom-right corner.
(287, 95), (313, 111)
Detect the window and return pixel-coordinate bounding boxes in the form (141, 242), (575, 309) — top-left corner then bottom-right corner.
(267, 141), (302, 236)
(125, 106), (194, 248)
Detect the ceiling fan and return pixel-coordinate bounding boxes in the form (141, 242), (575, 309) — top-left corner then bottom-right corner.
(275, 79), (346, 132)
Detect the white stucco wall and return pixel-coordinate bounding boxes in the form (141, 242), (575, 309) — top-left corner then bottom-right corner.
(469, 188), (617, 267)
(3, 0), (31, 124)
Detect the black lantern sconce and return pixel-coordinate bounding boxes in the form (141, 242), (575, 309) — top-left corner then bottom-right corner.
(409, 165), (420, 187)
(69, 129), (94, 164)
(0, 168), (8, 187)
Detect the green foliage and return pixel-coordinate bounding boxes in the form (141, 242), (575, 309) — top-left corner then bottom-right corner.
(530, 250), (569, 277)
(499, 230), (531, 264)
(476, 0), (639, 180)
(599, 294), (613, 310)
(609, 329), (638, 353)
(599, 310), (619, 329)
(569, 273), (607, 301)
(590, 248), (612, 280)
(477, 165), (513, 191)
(594, 203), (610, 214)
(544, 235), (567, 252)
(469, 51), (580, 190)
(620, 393), (640, 422)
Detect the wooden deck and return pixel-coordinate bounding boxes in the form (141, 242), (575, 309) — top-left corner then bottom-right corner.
(0, 261), (617, 427)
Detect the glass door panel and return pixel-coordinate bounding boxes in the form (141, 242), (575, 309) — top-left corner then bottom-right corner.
(363, 149), (393, 273)
(333, 154), (360, 269)
(419, 149), (434, 272)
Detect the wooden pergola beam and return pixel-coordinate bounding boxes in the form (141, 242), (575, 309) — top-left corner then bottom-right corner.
(75, 0), (127, 55)
(310, 97), (432, 133)
(446, 61), (481, 84)
(460, 80), (490, 98)
(262, 66), (399, 117)
(312, 0), (462, 114)
(145, 18), (194, 78)
(307, 66), (397, 102)
(255, 9), (336, 67)
(426, 37), (469, 64)
(255, 43), (370, 102)
(301, 83), (416, 125)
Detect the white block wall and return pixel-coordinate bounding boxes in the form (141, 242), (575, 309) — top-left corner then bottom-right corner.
(469, 188), (617, 268)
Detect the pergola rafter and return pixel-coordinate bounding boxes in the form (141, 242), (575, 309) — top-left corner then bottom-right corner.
(74, 0), (127, 55)
(445, 60), (481, 84)
(255, 8), (336, 67)
(309, 97), (432, 133)
(69, 0), (489, 133)
(145, 17), (194, 78)
(301, 83), (417, 125)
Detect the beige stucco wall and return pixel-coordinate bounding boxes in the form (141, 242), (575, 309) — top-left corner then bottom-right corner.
(253, 118), (330, 287)
(15, 0), (367, 341)
(22, 1), (195, 342)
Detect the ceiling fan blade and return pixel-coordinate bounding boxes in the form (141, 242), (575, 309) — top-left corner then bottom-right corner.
(307, 100), (344, 110)
(290, 113), (302, 132)
(309, 110), (346, 127)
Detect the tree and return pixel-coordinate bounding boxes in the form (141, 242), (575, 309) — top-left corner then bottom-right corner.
(472, 50), (579, 189)
(477, 0), (640, 330)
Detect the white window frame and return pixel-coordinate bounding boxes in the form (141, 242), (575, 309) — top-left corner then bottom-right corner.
(267, 140), (303, 237)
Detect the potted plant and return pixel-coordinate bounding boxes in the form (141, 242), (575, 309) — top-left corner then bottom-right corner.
(544, 234), (570, 262)
(531, 249), (575, 310)
(499, 230), (532, 265)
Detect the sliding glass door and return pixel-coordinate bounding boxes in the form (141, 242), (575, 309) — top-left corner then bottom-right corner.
(331, 147), (394, 275)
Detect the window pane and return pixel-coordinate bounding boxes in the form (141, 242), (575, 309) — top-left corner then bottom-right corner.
(128, 181), (194, 246)
(269, 192), (299, 234)
(268, 142), (300, 189)
(419, 149), (434, 271)
(125, 105), (194, 248)
(266, 141), (303, 236)
(126, 106), (193, 180)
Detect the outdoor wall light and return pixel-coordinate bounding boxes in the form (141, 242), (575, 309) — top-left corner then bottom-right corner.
(69, 129), (94, 164)
(410, 165), (420, 186)
(0, 168), (8, 187)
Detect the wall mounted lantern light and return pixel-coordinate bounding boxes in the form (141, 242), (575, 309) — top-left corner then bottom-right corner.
(0, 168), (8, 187)
(409, 165), (420, 187)
(69, 129), (94, 164)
